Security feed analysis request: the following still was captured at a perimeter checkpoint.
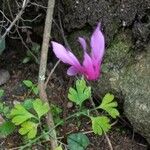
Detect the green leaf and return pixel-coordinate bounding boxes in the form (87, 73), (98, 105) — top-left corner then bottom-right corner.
(0, 121), (15, 137)
(91, 116), (111, 135)
(67, 133), (90, 150)
(3, 106), (10, 116)
(22, 57), (31, 64)
(32, 86), (39, 95)
(0, 37), (5, 55)
(51, 104), (62, 116)
(98, 93), (119, 118)
(31, 42), (40, 53)
(0, 89), (4, 98)
(0, 103), (3, 112)
(68, 78), (91, 106)
(51, 104), (63, 124)
(0, 102), (10, 118)
(10, 104), (34, 125)
(23, 80), (33, 88)
(33, 99), (50, 119)
(19, 121), (38, 139)
(23, 99), (33, 110)
(55, 146), (63, 150)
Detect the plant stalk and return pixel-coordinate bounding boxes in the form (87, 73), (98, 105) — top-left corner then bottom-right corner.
(38, 0), (57, 149)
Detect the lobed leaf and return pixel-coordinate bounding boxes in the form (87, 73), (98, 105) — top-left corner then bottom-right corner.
(68, 78), (91, 106)
(98, 93), (119, 118)
(10, 104), (34, 125)
(91, 116), (111, 135)
(33, 99), (50, 119)
(19, 121), (38, 139)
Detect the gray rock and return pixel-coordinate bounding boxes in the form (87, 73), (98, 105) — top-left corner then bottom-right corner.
(97, 40), (150, 143)
(61, 0), (150, 44)
(120, 51), (150, 143)
(0, 69), (10, 85)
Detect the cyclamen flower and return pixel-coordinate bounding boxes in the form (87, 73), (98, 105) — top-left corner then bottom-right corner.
(51, 23), (105, 80)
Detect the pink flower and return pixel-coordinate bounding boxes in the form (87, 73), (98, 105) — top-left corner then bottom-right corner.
(51, 23), (105, 80)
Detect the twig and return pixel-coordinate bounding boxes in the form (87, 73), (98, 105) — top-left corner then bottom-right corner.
(38, 0), (58, 149)
(1, 0), (29, 39)
(104, 133), (113, 150)
(45, 60), (60, 87)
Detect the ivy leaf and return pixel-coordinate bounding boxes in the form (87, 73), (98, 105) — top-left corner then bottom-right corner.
(23, 80), (33, 88)
(67, 133), (90, 150)
(10, 104), (34, 125)
(98, 93), (119, 118)
(33, 99), (50, 119)
(68, 78), (91, 107)
(19, 121), (38, 139)
(0, 121), (15, 137)
(91, 116), (111, 135)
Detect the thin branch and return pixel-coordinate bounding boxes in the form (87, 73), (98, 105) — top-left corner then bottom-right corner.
(104, 133), (113, 150)
(38, 0), (58, 149)
(1, 0), (29, 39)
(45, 60), (60, 87)
(20, 14), (42, 22)
(30, 2), (47, 9)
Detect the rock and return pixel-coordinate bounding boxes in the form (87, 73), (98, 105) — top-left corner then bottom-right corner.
(61, 0), (150, 45)
(67, 102), (73, 109)
(62, 0), (120, 44)
(0, 69), (10, 85)
(96, 39), (150, 143)
(120, 50), (150, 143)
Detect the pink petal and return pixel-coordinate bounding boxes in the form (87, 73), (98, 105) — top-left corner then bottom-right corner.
(90, 23), (105, 61)
(78, 37), (87, 51)
(67, 66), (79, 76)
(51, 41), (80, 67)
(83, 53), (95, 79)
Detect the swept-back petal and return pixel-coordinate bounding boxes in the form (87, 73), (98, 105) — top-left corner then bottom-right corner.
(51, 41), (80, 67)
(67, 66), (79, 76)
(78, 37), (87, 51)
(90, 23), (105, 61)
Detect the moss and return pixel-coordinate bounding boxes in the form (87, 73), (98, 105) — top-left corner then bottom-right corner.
(104, 30), (133, 64)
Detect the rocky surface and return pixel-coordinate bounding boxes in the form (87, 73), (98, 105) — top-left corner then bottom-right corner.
(0, 69), (10, 85)
(121, 51), (150, 143)
(96, 39), (150, 143)
(61, 0), (150, 45)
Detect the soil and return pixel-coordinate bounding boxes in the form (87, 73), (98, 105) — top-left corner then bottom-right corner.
(0, 41), (149, 150)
